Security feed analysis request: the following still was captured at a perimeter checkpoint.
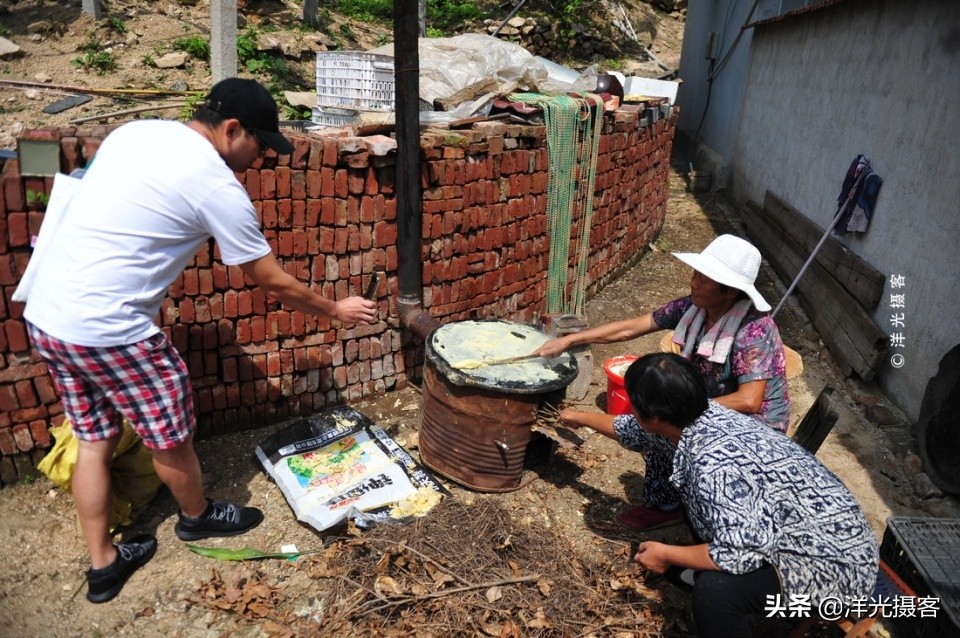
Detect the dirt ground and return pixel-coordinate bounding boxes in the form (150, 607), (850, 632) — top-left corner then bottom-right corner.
(0, 0), (391, 148)
(1, 153), (958, 637)
(0, 0), (685, 149)
(2, 1), (958, 636)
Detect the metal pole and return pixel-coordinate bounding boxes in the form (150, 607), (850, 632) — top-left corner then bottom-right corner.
(394, 0), (422, 306)
(492, 0), (530, 37)
(771, 209), (844, 318)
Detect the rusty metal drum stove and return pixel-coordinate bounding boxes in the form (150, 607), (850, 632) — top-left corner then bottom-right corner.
(418, 320), (578, 492)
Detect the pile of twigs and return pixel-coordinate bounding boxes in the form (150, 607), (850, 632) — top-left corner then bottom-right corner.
(306, 498), (667, 637)
(192, 498), (691, 637)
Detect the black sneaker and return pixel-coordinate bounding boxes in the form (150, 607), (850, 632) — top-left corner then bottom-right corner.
(174, 499), (264, 541)
(85, 534), (158, 604)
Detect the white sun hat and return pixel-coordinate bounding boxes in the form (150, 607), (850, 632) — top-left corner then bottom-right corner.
(672, 234), (771, 312)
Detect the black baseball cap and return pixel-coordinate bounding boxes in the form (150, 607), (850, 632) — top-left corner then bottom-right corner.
(204, 77), (294, 155)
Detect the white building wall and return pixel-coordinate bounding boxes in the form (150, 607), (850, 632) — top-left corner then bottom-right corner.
(676, 0), (756, 160)
(727, 0), (960, 419)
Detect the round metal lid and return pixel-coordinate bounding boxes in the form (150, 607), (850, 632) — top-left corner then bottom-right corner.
(425, 319), (578, 394)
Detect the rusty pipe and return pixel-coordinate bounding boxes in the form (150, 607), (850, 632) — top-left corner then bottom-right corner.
(394, 0), (439, 341)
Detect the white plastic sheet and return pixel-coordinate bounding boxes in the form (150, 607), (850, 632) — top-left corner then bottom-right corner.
(371, 34), (596, 110)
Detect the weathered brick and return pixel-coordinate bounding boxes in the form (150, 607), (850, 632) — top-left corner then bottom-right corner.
(4, 320), (28, 352)
(7, 213), (28, 247)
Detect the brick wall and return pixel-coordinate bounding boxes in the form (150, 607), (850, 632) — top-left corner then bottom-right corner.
(0, 104), (676, 485)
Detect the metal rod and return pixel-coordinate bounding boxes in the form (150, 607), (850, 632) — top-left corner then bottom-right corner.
(492, 0), (530, 37)
(771, 209), (844, 318)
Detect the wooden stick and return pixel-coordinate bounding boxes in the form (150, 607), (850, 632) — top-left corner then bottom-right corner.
(0, 78), (192, 97)
(70, 102), (187, 124)
(355, 538), (475, 587)
(356, 573), (542, 616)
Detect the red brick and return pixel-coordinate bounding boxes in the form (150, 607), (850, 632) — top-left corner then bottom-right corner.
(7, 213), (28, 247)
(29, 420), (51, 448)
(251, 315), (266, 341)
(261, 199), (278, 229)
(334, 169), (348, 198)
(290, 171), (306, 199)
(267, 352), (281, 377)
(33, 374), (58, 405)
(238, 290), (254, 316)
(374, 221), (397, 247)
(11, 406), (47, 424)
(0, 384), (18, 412)
(0, 254), (16, 286)
(14, 380), (38, 408)
(278, 199), (293, 228)
(228, 265), (246, 289)
(276, 166), (291, 198)
(260, 169), (277, 199)
(0, 428), (15, 455)
(322, 139), (338, 167)
(291, 137), (310, 169)
(222, 357), (238, 383)
(4, 320), (28, 352)
(3, 160), (25, 212)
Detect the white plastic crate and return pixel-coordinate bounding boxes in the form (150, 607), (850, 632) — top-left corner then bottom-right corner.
(315, 52), (395, 111)
(311, 105), (360, 129)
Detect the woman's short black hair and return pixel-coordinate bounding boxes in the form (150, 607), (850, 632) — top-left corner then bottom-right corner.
(623, 353), (709, 428)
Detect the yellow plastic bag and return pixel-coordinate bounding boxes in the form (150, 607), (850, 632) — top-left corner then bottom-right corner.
(37, 419), (163, 531)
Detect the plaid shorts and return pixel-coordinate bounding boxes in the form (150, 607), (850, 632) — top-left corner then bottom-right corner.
(27, 323), (195, 450)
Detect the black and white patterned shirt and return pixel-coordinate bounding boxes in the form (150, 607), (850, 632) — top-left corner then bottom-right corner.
(671, 402), (878, 603)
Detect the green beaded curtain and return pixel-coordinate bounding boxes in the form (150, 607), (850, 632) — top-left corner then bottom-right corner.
(508, 92), (603, 316)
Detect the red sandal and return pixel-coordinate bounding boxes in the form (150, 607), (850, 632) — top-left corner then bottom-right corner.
(618, 505), (683, 531)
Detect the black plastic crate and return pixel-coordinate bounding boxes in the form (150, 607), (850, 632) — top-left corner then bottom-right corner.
(880, 517), (960, 637)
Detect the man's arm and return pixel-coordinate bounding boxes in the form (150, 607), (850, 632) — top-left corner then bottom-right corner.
(239, 254), (377, 325)
(534, 313), (660, 358)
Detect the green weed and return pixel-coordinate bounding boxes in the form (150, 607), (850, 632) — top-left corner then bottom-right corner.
(103, 16), (126, 35)
(173, 35), (210, 61)
(426, 0), (484, 32)
(26, 189), (50, 210)
(334, 0), (392, 23)
(180, 91), (206, 121)
(71, 50), (118, 75)
(338, 22), (356, 41)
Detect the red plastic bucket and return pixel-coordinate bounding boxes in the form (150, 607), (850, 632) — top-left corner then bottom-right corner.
(603, 355), (639, 415)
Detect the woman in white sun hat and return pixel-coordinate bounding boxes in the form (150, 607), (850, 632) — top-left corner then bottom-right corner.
(534, 234), (791, 532)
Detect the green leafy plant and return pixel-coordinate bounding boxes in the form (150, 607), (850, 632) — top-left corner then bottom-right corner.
(375, 33), (390, 47)
(26, 189), (50, 210)
(141, 53), (156, 67)
(338, 22), (356, 40)
(426, 0), (484, 32)
(334, 0), (392, 23)
(179, 91), (206, 121)
(173, 35), (210, 61)
(186, 544), (312, 561)
(236, 27), (297, 88)
(236, 27), (259, 63)
(103, 16), (126, 35)
(71, 49), (118, 75)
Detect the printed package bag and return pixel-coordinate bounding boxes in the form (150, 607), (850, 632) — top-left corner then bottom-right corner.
(256, 406), (449, 532)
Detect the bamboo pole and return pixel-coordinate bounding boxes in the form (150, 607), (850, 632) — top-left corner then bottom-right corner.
(70, 102), (187, 124)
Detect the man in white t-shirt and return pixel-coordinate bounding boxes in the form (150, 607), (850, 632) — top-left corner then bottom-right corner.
(23, 78), (377, 603)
